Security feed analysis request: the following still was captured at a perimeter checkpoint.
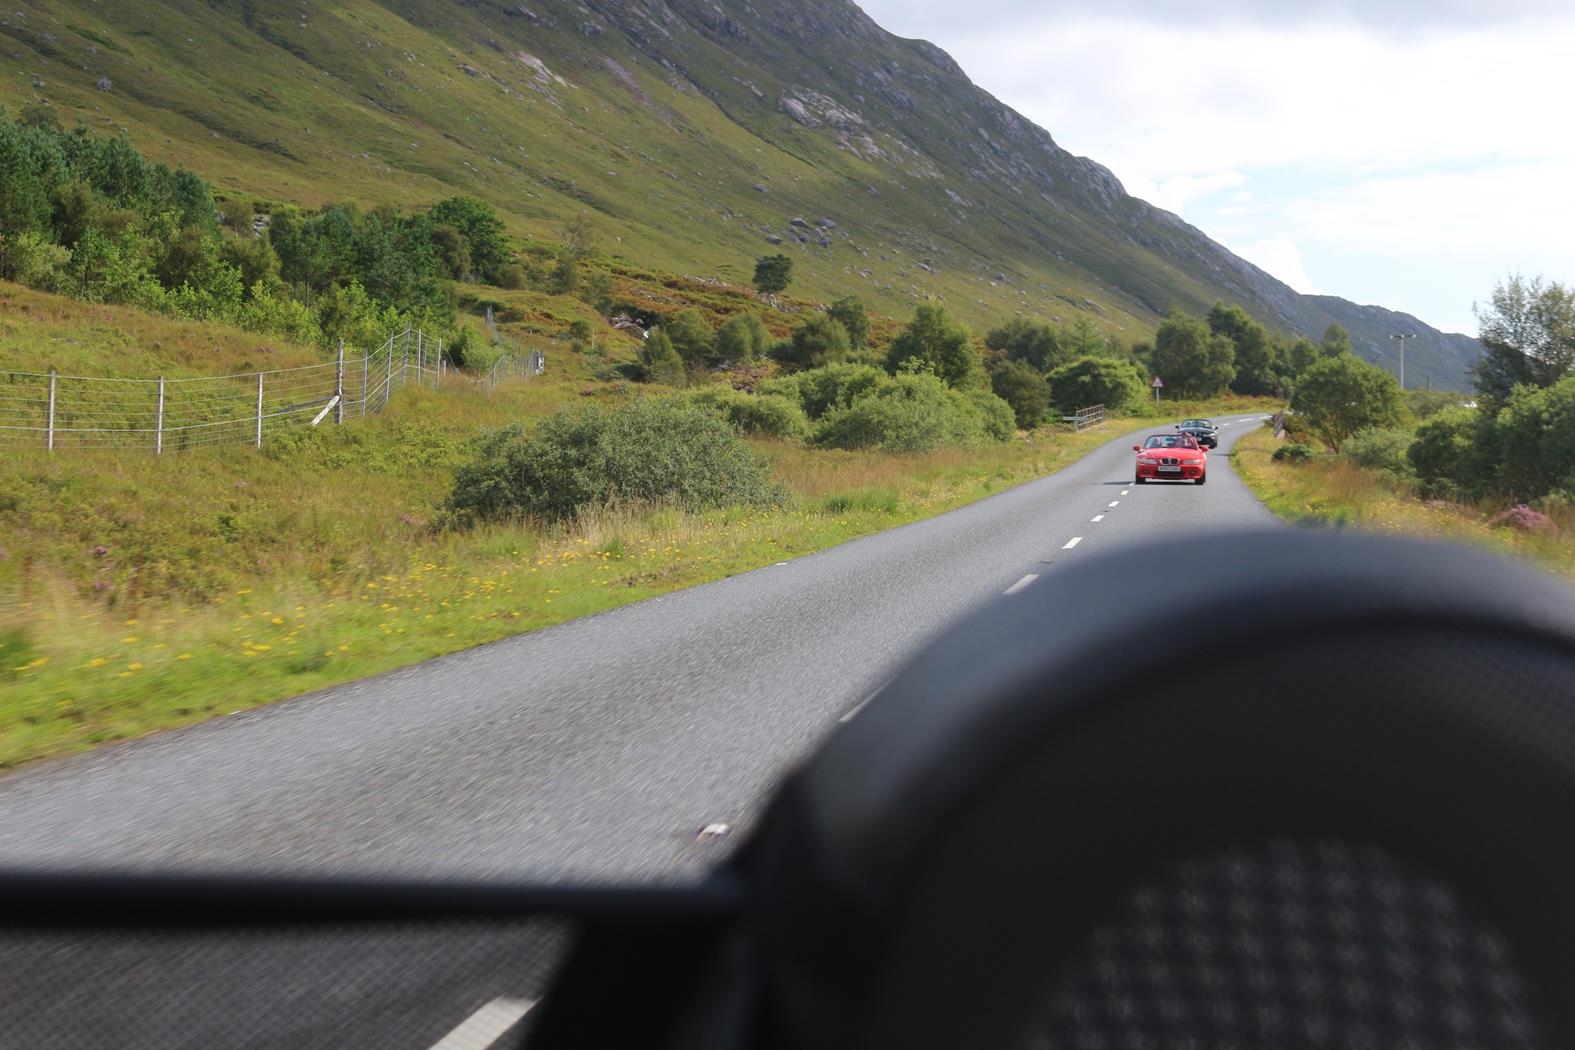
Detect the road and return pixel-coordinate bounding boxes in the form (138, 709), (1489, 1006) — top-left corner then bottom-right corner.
(0, 413), (1275, 1048)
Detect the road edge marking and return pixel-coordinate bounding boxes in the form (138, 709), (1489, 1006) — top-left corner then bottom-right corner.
(1003, 573), (1039, 596)
(1062, 537), (1083, 550)
(428, 998), (537, 1050)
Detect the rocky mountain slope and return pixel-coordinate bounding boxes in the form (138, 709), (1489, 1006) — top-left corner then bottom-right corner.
(0, 0), (1479, 387)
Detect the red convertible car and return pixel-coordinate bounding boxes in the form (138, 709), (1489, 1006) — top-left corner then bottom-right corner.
(1134, 432), (1207, 484)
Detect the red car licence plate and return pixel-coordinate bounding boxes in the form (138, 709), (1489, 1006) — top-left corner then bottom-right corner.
(1159, 465), (1181, 473)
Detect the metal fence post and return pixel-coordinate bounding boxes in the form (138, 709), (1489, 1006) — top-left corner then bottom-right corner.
(385, 336), (393, 409)
(335, 339), (345, 425)
(155, 376), (166, 455)
(437, 339), (444, 387)
(46, 369), (56, 451)
(255, 371), (264, 449)
(361, 347), (368, 417)
(403, 321), (411, 382)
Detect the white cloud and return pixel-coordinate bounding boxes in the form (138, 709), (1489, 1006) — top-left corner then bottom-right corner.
(1224, 238), (1322, 294)
(851, 4), (1575, 332)
(1142, 171), (1248, 216)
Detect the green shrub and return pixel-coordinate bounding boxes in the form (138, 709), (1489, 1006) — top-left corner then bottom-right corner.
(446, 398), (785, 523)
(714, 311), (772, 361)
(1343, 426), (1417, 482)
(1272, 442), (1318, 463)
(967, 388), (1017, 442)
(1407, 408), (1485, 498)
(1046, 356), (1146, 415)
(759, 363), (886, 419)
(771, 314), (851, 371)
(988, 358), (1052, 429)
(639, 329), (686, 386)
(814, 373), (1007, 452)
(1493, 376), (1575, 500)
(687, 387), (809, 440)
(884, 304), (981, 389)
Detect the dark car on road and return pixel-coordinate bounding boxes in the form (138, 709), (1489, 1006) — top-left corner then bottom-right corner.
(1176, 418), (1218, 448)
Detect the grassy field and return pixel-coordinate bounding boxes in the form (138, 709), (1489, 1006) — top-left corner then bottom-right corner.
(1233, 427), (1575, 580)
(1, 369), (1278, 768)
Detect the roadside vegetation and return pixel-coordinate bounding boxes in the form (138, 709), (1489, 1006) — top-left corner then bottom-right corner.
(1236, 275), (1574, 582)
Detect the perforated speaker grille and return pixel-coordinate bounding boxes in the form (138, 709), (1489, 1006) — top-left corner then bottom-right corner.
(1028, 838), (1546, 1050)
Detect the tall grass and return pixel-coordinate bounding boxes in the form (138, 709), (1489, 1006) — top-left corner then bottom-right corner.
(1233, 428), (1575, 579)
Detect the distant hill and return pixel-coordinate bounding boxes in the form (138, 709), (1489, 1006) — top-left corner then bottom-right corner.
(0, 0), (1479, 387)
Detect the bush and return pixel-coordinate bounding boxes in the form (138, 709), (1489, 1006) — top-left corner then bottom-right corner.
(663, 308), (715, 366)
(714, 311), (771, 361)
(1046, 356), (1146, 415)
(1492, 376), (1575, 500)
(639, 329), (686, 386)
(447, 398), (785, 523)
(688, 387), (810, 440)
(759, 363), (886, 419)
(814, 373), (1009, 452)
(885, 304), (981, 389)
(988, 358), (1052, 429)
(1407, 407), (1485, 498)
(1342, 426), (1416, 482)
(1290, 353), (1404, 451)
(771, 314), (851, 371)
(1272, 442), (1318, 463)
(753, 254), (793, 295)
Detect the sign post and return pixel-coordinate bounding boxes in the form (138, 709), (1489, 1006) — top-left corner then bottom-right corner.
(1151, 375), (1164, 402)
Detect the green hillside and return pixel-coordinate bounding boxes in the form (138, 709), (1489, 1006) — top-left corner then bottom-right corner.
(0, 0), (1479, 387)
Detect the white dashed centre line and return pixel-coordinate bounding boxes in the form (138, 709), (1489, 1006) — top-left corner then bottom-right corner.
(1062, 537), (1083, 550)
(1121, 489), (1130, 496)
(1003, 573), (1039, 596)
(1108, 500), (1120, 508)
(1091, 514), (1105, 523)
(428, 999), (537, 1050)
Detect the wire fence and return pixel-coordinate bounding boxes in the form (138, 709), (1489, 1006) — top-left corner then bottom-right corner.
(0, 324), (546, 453)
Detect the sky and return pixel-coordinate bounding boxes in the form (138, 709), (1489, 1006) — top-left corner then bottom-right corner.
(855, 0), (1575, 336)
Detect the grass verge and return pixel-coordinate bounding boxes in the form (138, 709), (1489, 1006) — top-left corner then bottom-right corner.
(6, 399), (1274, 768)
(1233, 427), (1575, 581)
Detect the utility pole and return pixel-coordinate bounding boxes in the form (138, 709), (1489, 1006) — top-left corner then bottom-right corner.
(1390, 333), (1415, 390)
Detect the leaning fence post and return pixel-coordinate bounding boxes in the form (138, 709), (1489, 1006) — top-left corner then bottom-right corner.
(255, 371), (264, 449)
(46, 369), (56, 451)
(155, 376), (166, 455)
(335, 339), (345, 425)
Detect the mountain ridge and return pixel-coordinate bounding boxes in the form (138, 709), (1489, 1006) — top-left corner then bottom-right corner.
(0, 0), (1480, 387)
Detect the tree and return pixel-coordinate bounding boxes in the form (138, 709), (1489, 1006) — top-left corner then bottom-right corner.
(774, 314), (850, 370)
(639, 329), (686, 386)
(985, 318), (1068, 373)
(753, 254), (793, 295)
(1284, 336), (1320, 379)
(1150, 311), (1236, 397)
(560, 214), (597, 261)
(1046, 356), (1146, 415)
(1321, 323), (1353, 357)
(715, 311), (772, 361)
(549, 251), (578, 295)
(829, 295), (870, 349)
(885, 304), (980, 388)
(664, 307), (715, 365)
(988, 358), (1052, 429)
(1472, 275), (1575, 406)
(428, 196), (507, 283)
(582, 271), (615, 316)
(1289, 353), (1404, 451)
(1208, 302), (1280, 396)
(1493, 375), (1575, 500)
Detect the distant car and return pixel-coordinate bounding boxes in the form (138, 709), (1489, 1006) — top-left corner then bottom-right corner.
(1175, 418), (1218, 448)
(1134, 433), (1207, 484)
